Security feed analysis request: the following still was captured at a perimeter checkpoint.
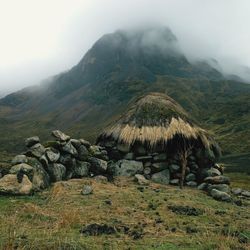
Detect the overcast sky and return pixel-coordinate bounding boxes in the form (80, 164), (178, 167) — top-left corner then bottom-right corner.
(0, 0), (250, 94)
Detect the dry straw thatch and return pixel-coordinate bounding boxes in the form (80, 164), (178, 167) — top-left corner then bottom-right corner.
(98, 92), (216, 149)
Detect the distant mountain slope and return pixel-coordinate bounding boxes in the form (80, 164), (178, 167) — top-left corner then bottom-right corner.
(0, 26), (249, 159)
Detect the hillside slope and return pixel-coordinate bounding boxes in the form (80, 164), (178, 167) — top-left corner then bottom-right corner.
(0, 26), (249, 160)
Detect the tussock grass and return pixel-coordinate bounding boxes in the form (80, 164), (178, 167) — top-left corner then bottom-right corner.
(0, 177), (249, 249)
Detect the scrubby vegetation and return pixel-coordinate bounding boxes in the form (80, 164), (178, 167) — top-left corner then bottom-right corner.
(0, 177), (249, 249)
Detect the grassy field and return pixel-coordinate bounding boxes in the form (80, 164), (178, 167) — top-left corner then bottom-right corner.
(0, 176), (249, 250)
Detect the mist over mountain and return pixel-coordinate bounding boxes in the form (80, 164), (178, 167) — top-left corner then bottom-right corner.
(0, 26), (250, 157)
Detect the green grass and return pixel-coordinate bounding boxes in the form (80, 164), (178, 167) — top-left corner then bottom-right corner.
(0, 177), (249, 249)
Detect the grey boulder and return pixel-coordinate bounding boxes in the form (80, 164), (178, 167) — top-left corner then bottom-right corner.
(52, 130), (70, 141)
(207, 184), (230, 194)
(81, 185), (93, 195)
(110, 160), (143, 177)
(62, 141), (78, 157)
(27, 157), (50, 190)
(47, 163), (66, 182)
(46, 148), (60, 163)
(25, 136), (40, 148)
(204, 176), (230, 185)
(9, 163), (34, 181)
(134, 174), (149, 185)
(151, 169), (170, 185)
(210, 189), (231, 202)
(73, 161), (90, 178)
(0, 174), (33, 195)
(89, 157), (108, 174)
(11, 155), (28, 165)
(29, 143), (46, 158)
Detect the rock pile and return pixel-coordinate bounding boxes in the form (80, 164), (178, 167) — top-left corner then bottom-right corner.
(0, 130), (108, 195)
(0, 130), (248, 203)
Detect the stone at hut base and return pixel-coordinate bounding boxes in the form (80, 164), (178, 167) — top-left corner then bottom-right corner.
(197, 183), (208, 190)
(153, 153), (167, 162)
(185, 173), (196, 182)
(151, 169), (170, 185)
(117, 143), (130, 153)
(169, 164), (180, 173)
(241, 191), (250, 198)
(124, 152), (134, 160)
(170, 179), (179, 185)
(89, 157), (108, 174)
(134, 174), (149, 185)
(207, 184), (230, 194)
(151, 162), (168, 173)
(231, 188), (242, 195)
(186, 181), (197, 187)
(207, 167), (221, 177)
(210, 189), (231, 202)
(110, 160), (143, 177)
(204, 176), (230, 185)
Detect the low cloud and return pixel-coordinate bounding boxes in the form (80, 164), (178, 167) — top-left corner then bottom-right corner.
(0, 0), (250, 94)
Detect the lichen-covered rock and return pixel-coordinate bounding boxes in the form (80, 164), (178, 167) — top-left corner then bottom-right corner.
(25, 136), (40, 148)
(0, 174), (33, 195)
(81, 185), (93, 195)
(207, 184), (230, 194)
(28, 143), (46, 158)
(185, 173), (196, 182)
(110, 160), (143, 177)
(62, 141), (78, 157)
(89, 157), (108, 174)
(186, 181), (197, 187)
(47, 163), (66, 182)
(134, 174), (149, 185)
(207, 167), (221, 177)
(9, 163), (34, 180)
(52, 130), (70, 141)
(79, 139), (91, 148)
(231, 188), (242, 195)
(204, 176), (230, 185)
(153, 153), (167, 162)
(27, 157), (50, 190)
(11, 155), (28, 165)
(151, 162), (168, 173)
(117, 143), (130, 153)
(210, 189), (231, 202)
(169, 164), (180, 173)
(45, 148), (60, 163)
(77, 145), (89, 161)
(73, 161), (90, 178)
(151, 169), (170, 185)
(170, 179), (179, 185)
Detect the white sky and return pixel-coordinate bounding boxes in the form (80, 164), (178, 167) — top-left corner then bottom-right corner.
(0, 0), (250, 94)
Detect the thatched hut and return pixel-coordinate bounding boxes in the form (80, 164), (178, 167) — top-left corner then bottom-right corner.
(97, 92), (221, 187)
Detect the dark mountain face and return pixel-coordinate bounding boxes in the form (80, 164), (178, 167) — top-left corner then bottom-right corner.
(0, 26), (250, 157)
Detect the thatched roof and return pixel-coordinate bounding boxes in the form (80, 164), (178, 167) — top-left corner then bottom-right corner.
(98, 92), (216, 149)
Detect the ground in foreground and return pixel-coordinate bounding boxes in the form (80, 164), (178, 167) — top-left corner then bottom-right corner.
(0, 176), (249, 250)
